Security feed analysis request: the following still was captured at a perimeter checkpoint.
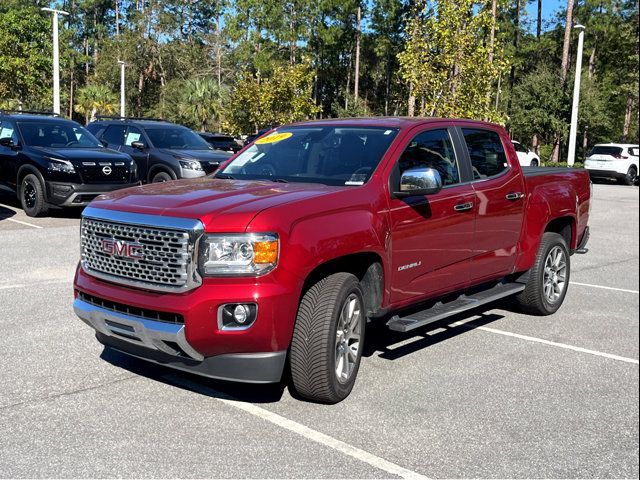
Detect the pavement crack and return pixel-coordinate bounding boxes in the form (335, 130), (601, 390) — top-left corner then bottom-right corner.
(0, 375), (137, 412)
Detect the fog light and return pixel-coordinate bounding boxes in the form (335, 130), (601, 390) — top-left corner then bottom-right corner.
(233, 304), (249, 324)
(218, 303), (258, 330)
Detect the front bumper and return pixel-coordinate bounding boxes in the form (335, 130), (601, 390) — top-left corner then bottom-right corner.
(74, 298), (286, 383)
(74, 264), (301, 383)
(46, 181), (141, 206)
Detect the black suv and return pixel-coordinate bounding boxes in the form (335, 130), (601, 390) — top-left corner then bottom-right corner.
(0, 111), (138, 217)
(198, 132), (242, 153)
(86, 118), (232, 183)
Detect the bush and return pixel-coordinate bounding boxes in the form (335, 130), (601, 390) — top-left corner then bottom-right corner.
(541, 161), (585, 169)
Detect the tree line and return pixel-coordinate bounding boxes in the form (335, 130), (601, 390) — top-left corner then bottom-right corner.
(0, 0), (638, 161)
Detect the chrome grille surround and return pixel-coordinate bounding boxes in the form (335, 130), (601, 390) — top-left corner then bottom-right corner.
(80, 207), (204, 293)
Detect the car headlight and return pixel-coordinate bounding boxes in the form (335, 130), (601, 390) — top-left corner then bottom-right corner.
(199, 233), (278, 276)
(178, 159), (203, 171)
(45, 157), (75, 174)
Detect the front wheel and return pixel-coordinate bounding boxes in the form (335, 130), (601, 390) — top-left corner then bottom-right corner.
(289, 272), (366, 403)
(151, 171), (173, 183)
(20, 174), (49, 217)
(516, 232), (571, 315)
(530, 159), (539, 167)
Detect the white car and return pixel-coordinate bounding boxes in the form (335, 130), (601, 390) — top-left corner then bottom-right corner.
(584, 143), (639, 185)
(512, 140), (541, 167)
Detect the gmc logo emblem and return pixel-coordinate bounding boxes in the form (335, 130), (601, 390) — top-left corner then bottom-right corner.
(101, 239), (144, 260)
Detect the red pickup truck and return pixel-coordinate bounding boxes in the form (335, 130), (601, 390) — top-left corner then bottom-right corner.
(73, 118), (591, 403)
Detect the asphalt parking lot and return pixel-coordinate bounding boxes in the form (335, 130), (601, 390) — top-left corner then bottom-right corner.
(0, 184), (638, 478)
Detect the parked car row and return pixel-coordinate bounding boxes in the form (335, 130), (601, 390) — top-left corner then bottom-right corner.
(0, 111), (237, 216)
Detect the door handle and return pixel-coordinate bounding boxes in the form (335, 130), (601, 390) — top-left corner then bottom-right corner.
(505, 192), (524, 201)
(454, 202), (474, 212)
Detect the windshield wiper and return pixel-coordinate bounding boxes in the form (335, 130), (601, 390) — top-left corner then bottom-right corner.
(215, 173), (235, 179)
(269, 178), (288, 183)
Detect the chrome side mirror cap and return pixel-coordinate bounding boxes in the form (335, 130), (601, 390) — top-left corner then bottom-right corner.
(394, 167), (443, 198)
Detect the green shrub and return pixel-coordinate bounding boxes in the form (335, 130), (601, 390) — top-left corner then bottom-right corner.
(541, 161), (584, 169)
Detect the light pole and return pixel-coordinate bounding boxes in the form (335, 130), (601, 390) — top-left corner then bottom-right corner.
(41, 7), (69, 115)
(567, 24), (585, 166)
(118, 60), (126, 118)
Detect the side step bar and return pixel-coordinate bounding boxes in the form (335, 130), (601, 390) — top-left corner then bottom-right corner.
(386, 282), (526, 333)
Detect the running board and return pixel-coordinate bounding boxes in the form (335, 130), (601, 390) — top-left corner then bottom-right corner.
(386, 282), (526, 333)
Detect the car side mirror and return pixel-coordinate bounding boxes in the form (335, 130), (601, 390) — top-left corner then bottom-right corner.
(130, 141), (146, 150)
(394, 168), (443, 198)
(100, 139), (109, 148)
(0, 137), (15, 148)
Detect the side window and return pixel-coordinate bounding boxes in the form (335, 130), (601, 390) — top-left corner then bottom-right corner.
(124, 126), (144, 146)
(513, 142), (527, 153)
(0, 121), (18, 143)
(397, 129), (460, 186)
(102, 124), (127, 146)
(629, 147), (639, 157)
(462, 128), (509, 180)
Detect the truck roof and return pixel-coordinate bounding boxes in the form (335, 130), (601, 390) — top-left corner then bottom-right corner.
(291, 116), (501, 129)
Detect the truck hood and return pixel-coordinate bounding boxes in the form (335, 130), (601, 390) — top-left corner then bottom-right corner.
(89, 177), (343, 231)
(30, 146), (130, 165)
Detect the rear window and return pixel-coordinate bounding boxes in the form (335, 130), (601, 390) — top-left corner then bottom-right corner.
(629, 147), (639, 157)
(590, 146), (622, 156)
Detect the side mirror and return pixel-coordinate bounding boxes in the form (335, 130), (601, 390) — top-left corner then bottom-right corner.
(100, 139), (109, 148)
(394, 167), (443, 198)
(0, 137), (15, 148)
(130, 141), (146, 150)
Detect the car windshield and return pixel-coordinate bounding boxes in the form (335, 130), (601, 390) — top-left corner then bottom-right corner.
(145, 126), (212, 150)
(18, 122), (101, 148)
(590, 146), (623, 156)
(219, 126), (399, 186)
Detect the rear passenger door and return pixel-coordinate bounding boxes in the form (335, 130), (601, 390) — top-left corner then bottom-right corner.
(458, 127), (526, 283)
(388, 126), (477, 305)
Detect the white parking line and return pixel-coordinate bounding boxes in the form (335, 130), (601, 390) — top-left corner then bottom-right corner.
(0, 216), (43, 229)
(570, 281), (639, 295)
(456, 323), (639, 365)
(216, 396), (428, 480)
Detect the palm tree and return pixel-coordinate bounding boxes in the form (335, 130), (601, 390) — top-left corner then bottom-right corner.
(179, 78), (225, 132)
(74, 84), (118, 124)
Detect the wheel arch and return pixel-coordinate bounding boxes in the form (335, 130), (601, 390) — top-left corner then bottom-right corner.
(301, 252), (385, 318)
(17, 164), (47, 196)
(544, 216), (575, 250)
(147, 163), (178, 183)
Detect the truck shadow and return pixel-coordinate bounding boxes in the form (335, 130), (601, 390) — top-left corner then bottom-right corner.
(100, 304), (508, 405)
(0, 191), (84, 219)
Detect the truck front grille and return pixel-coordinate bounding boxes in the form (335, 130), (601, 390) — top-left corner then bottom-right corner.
(80, 207), (204, 292)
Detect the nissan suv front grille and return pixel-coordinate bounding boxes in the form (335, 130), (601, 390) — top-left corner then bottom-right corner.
(80, 207), (204, 293)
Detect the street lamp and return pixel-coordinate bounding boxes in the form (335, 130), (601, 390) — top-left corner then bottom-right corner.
(118, 60), (126, 118)
(567, 24), (586, 166)
(41, 7), (69, 115)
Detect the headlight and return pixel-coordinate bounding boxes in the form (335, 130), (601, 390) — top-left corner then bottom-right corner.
(45, 157), (75, 174)
(199, 233), (278, 276)
(178, 159), (203, 171)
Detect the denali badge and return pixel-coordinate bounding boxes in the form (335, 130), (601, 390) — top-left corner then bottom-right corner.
(102, 166), (112, 175)
(101, 239), (144, 260)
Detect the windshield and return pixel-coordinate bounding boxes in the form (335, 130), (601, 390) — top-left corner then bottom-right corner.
(590, 146), (623, 156)
(219, 126), (399, 186)
(18, 122), (102, 148)
(145, 126), (212, 150)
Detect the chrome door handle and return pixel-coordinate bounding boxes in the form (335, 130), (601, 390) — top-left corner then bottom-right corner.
(505, 192), (524, 201)
(454, 202), (474, 212)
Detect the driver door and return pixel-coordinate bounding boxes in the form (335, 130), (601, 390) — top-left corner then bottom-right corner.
(387, 126), (477, 305)
(0, 121), (20, 189)
(121, 126), (150, 181)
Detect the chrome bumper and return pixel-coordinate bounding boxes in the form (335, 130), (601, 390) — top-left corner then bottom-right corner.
(73, 298), (204, 361)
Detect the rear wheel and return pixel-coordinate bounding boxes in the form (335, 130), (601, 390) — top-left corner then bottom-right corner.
(289, 272), (365, 403)
(20, 174), (48, 217)
(621, 166), (637, 186)
(530, 159), (539, 167)
(516, 232), (570, 315)
(151, 170), (173, 183)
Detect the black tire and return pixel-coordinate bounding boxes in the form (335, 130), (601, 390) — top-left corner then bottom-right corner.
(516, 232), (571, 315)
(151, 170), (173, 183)
(20, 174), (49, 217)
(289, 272), (366, 404)
(530, 159), (539, 167)
(621, 166), (637, 186)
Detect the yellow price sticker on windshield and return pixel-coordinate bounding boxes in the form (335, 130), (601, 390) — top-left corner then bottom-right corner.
(255, 132), (293, 145)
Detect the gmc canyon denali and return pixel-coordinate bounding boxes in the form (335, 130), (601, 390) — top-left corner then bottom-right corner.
(73, 117), (591, 403)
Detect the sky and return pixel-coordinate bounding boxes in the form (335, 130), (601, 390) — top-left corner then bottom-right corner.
(523, 0), (567, 32)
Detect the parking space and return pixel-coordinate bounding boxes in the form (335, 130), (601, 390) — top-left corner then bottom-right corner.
(0, 184), (638, 478)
